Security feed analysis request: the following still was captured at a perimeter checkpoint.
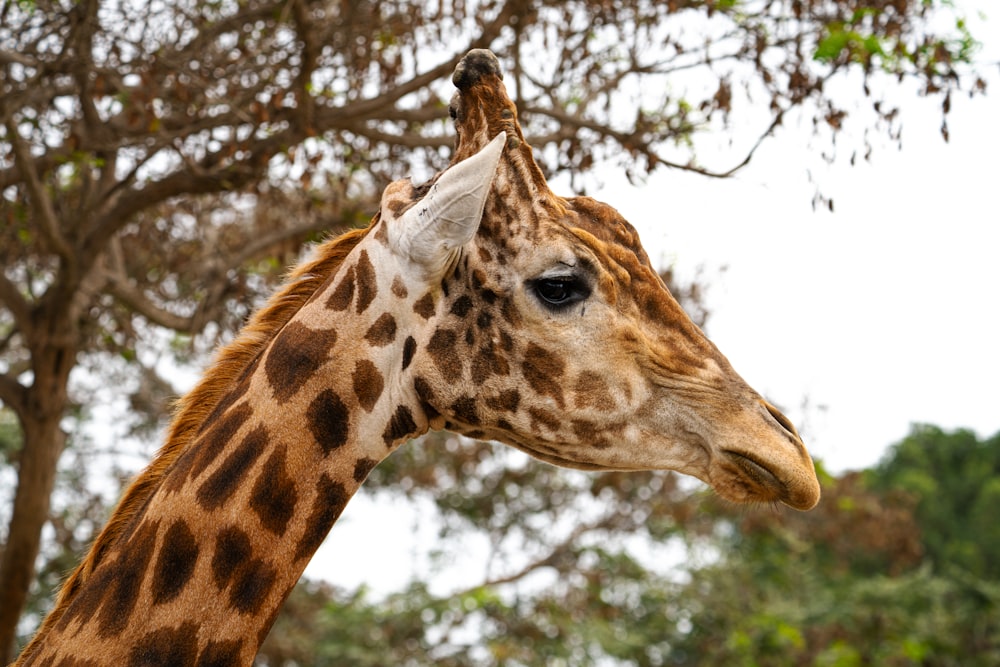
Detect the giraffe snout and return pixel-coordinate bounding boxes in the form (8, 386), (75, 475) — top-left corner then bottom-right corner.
(729, 399), (821, 510)
(703, 397), (821, 511)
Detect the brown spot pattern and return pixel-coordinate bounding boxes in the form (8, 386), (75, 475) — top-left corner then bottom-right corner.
(209, 526), (278, 615)
(127, 621), (199, 667)
(573, 371), (612, 410)
(488, 389), (520, 413)
(353, 457), (379, 483)
(500, 299), (521, 325)
(449, 295), (473, 317)
(523, 343), (566, 407)
(450, 397), (479, 425)
(354, 250), (378, 314)
(265, 322), (337, 403)
(228, 557), (278, 614)
(168, 403), (254, 493)
(391, 275), (408, 298)
(249, 445), (298, 537)
(570, 419), (596, 439)
(401, 336), (417, 370)
(528, 407), (561, 433)
(306, 389), (350, 455)
(382, 405), (418, 445)
(197, 355), (259, 436)
(413, 292), (436, 319)
(427, 329), (462, 379)
(472, 343), (509, 384)
(476, 309), (492, 329)
(413, 377), (438, 420)
(196, 425), (268, 512)
(212, 526), (252, 590)
(352, 359), (384, 412)
(151, 520), (199, 606)
(93, 520), (159, 638)
(364, 312), (397, 346)
(294, 475), (350, 561)
(326, 264), (356, 311)
(196, 639), (243, 667)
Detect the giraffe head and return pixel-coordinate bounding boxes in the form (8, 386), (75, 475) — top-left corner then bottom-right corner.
(376, 50), (819, 510)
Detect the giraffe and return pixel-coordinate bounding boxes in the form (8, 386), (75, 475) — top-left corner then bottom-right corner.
(14, 49), (820, 666)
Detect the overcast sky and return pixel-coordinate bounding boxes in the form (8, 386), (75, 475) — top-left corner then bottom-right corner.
(589, 52), (999, 474)
(308, 4), (999, 591)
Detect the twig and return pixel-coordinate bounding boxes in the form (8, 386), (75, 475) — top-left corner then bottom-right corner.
(4, 119), (75, 268)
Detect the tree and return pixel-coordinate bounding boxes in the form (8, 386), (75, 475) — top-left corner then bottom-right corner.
(0, 0), (987, 660)
(255, 430), (1000, 666)
(869, 425), (1000, 580)
(641, 427), (1000, 667)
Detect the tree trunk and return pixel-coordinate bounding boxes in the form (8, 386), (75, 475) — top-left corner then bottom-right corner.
(0, 342), (74, 663)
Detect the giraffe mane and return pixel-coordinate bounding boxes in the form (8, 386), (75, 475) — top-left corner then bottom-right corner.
(29, 222), (372, 644)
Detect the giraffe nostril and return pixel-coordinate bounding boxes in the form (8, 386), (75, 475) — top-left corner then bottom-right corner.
(763, 400), (800, 442)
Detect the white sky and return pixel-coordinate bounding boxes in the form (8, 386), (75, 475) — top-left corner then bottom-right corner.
(309, 5), (1000, 591)
(592, 71), (1000, 474)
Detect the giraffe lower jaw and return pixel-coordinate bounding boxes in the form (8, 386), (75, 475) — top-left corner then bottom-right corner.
(720, 450), (794, 507)
(491, 430), (644, 472)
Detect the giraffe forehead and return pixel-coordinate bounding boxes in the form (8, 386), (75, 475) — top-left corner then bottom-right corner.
(562, 196), (652, 271)
(496, 195), (657, 295)
(475, 194), (709, 366)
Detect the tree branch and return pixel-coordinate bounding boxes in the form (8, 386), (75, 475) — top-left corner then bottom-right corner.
(101, 237), (196, 333)
(103, 216), (332, 334)
(448, 515), (613, 601)
(341, 58), (461, 121)
(332, 121), (454, 149)
(524, 103), (786, 179)
(85, 135), (282, 258)
(0, 272), (30, 337)
(4, 120), (75, 266)
(339, 0), (516, 122)
(226, 220), (331, 270)
(109, 285), (197, 333)
(0, 50), (36, 68)
(0, 373), (27, 420)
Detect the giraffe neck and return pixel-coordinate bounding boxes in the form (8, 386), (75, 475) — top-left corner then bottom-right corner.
(19, 231), (432, 666)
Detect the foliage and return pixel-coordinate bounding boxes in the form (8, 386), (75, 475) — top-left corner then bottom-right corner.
(260, 482), (703, 666)
(868, 424), (1000, 580)
(661, 426), (1000, 666)
(258, 426), (1000, 666)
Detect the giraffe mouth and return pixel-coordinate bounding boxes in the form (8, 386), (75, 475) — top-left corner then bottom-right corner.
(721, 450), (791, 505)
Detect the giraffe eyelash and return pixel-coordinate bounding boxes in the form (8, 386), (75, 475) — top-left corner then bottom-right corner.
(528, 275), (591, 310)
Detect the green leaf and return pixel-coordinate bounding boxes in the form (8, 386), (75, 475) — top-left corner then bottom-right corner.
(815, 28), (850, 62)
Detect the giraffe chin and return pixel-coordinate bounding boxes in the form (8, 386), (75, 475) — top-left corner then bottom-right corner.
(474, 425), (819, 509)
(522, 445), (819, 511)
(713, 450), (820, 511)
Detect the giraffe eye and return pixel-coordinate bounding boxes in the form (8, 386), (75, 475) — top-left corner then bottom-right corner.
(530, 277), (590, 310)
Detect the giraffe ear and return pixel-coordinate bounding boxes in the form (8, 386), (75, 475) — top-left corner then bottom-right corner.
(389, 132), (505, 277)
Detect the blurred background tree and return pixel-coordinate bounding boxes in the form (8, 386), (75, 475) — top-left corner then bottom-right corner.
(0, 0), (990, 662)
(260, 426), (1000, 666)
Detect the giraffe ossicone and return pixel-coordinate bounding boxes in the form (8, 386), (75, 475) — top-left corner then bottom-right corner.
(16, 49), (819, 666)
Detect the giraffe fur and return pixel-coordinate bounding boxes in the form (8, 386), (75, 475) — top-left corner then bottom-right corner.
(14, 49), (819, 667)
